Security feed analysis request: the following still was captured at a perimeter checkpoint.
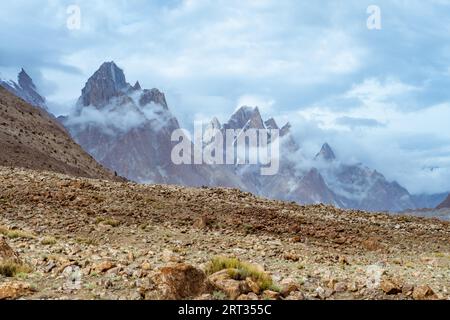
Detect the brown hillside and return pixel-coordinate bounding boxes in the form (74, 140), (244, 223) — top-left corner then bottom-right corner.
(0, 167), (448, 300)
(0, 87), (123, 181)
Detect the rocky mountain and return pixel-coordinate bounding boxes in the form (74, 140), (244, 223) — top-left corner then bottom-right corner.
(0, 86), (122, 181)
(62, 62), (244, 188)
(437, 194), (450, 209)
(1, 69), (47, 111)
(57, 62), (442, 212)
(201, 106), (415, 211)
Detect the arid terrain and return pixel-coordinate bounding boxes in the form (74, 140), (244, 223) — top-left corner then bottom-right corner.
(1, 167), (449, 300)
(0, 87), (122, 181)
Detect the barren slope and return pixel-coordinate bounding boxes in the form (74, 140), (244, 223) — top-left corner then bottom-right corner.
(0, 87), (122, 181)
(0, 167), (449, 300)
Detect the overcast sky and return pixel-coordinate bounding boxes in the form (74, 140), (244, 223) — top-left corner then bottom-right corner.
(1, 0), (450, 194)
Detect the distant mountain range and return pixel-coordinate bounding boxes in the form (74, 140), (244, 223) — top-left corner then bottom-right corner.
(2, 63), (448, 212)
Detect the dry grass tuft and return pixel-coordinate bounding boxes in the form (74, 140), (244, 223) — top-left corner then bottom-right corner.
(206, 256), (275, 291)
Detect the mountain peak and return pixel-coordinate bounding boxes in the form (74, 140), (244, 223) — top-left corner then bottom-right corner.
(0, 68), (47, 110)
(80, 62), (129, 107)
(225, 106), (265, 130)
(133, 81), (142, 91)
(315, 143), (336, 161)
(18, 68), (36, 91)
(97, 61), (127, 88)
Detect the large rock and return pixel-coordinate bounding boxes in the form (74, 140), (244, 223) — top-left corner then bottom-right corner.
(412, 285), (438, 300)
(92, 261), (115, 274)
(280, 278), (300, 297)
(0, 236), (21, 264)
(0, 282), (34, 300)
(380, 279), (402, 295)
(208, 269), (244, 300)
(155, 263), (209, 300)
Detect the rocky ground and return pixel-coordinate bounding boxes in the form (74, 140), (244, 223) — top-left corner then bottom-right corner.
(0, 166), (449, 300)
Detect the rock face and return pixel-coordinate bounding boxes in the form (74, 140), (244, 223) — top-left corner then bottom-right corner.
(63, 62), (214, 185)
(0, 69), (47, 111)
(0, 87), (121, 181)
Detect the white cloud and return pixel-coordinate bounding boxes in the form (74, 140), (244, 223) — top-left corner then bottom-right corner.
(2, 0), (450, 194)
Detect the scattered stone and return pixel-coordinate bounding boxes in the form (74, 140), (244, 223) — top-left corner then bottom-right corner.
(285, 291), (305, 300)
(402, 284), (414, 296)
(412, 285), (438, 300)
(245, 277), (261, 294)
(247, 292), (259, 300)
(141, 261), (152, 271)
(334, 282), (348, 293)
(193, 215), (210, 229)
(92, 261), (115, 273)
(0, 282), (35, 300)
(315, 287), (333, 299)
(262, 290), (281, 300)
(209, 269), (242, 300)
(380, 279), (402, 295)
(283, 252), (300, 262)
(362, 238), (384, 252)
(44, 261), (57, 273)
(280, 278), (299, 297)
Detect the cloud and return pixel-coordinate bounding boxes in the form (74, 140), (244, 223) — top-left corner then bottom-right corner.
(1, 0), (450, 194)
(66, 96), (174, 135)
(335, 116), (386, 129)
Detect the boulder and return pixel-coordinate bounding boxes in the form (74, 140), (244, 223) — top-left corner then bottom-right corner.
(412, 285), (438, 300)
(0, 282), (34, 300)
(92, 261), (115, 273)
(156, 263), (209, 300)
(208, 269), (245, 300)
(193, 215), (211, 229)
(245, 277), (261, 294)
(280, 278), (300, 297)
(380, 279), (402, 295)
